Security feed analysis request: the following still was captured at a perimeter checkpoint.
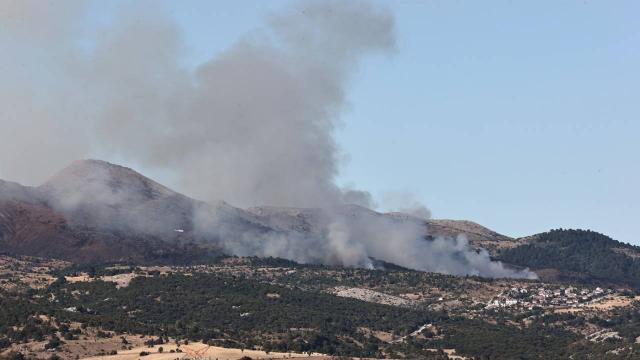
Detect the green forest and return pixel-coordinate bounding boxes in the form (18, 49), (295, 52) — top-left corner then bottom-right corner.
(498, 229), (640, 288)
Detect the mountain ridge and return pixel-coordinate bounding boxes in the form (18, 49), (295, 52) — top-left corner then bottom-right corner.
(498, 229), (640, 287)
(2, 159), (640, 286)
(0, 160), (525, 272)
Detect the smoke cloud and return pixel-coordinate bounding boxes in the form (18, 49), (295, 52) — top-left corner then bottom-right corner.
(1, 0), (392, 209)
(0, 1), (535, 278)
(238, 205), (535, 278)
(382, 191), (433, 219)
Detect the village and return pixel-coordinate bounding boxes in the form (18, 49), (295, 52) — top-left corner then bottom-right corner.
(485, 285), (618, 311)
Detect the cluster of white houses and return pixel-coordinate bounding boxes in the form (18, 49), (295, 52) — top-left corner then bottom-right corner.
(486, 285), (611, 310)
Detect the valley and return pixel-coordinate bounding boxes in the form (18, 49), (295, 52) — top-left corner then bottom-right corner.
(3, 254), (640, 359)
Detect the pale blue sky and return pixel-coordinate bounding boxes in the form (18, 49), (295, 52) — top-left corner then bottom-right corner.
(90, 1), (639, 243)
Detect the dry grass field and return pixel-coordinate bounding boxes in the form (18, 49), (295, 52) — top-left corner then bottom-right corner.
(0, 255), (68, 290)
(82, 342), (331, 360)
(555, 295), (640, 314)
(3, 336), (334, 360)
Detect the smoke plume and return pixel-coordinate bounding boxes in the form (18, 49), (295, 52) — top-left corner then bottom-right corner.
(233, 205), (535, 278)
(1, 0), (392, 209)
(0, 1), (535, 278)
(382, 191), (433, 219)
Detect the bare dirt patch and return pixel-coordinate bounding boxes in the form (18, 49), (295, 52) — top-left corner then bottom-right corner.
(329, 286), (415, 307)
(0, 255), (68, 290)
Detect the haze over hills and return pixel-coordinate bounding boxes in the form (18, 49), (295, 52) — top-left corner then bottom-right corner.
(4, 159), (640, 288)
(0, 159), (534, 278)
(0, 160), (282, 263)
(2, 158), (639, 288)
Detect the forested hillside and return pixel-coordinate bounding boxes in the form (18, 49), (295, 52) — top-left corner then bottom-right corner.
(498, 229), (640, 287)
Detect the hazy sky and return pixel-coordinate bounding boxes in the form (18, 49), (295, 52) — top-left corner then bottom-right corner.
(154, 0), (640, 243)
(7, 1), (640, 244)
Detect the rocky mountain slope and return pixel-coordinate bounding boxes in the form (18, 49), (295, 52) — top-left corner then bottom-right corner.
(0, 160), (273, 263)
(0, 160), (516, 268)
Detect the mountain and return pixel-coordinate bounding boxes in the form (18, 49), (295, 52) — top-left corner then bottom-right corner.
(497, 229), (640, 287)
(0, 159), (515, 266)
(17, 159), (637, 285)
(0, 160), (279, 263)
(39, 159), (195, 235)
(0, 198), (141, 262)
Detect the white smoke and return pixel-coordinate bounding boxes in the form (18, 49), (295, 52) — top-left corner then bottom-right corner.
(232, 205), (535, 279)
(1, 0), (391, 209)
(382, 191), (433, 219)
(0, 0), (535, 278)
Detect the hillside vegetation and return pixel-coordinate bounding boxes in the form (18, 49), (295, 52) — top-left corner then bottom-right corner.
(499, 229), (640, 287)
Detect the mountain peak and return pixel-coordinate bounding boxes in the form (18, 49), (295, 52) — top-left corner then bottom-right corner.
(33, 159), (197, 236)
(40, 159), (178, 201)
(45, 159), (149, 185)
